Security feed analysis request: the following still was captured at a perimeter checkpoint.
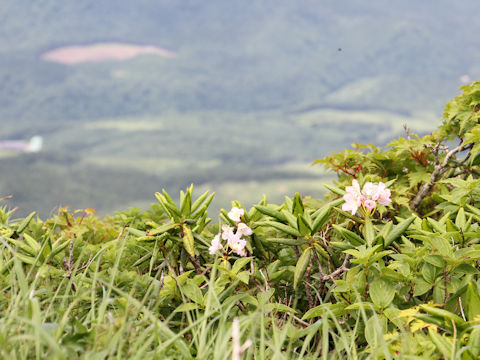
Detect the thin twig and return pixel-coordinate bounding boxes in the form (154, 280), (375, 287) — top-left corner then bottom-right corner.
(411, 141), (469, 211)
(321, 254), (351, 282)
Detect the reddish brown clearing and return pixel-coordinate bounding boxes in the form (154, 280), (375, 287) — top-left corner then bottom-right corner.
(41, 43), (177, 65)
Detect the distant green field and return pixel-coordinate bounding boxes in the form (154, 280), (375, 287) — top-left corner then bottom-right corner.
(0, 107), (437, 218)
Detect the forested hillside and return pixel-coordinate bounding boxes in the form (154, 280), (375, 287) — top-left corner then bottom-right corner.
(1, 0), (479, 216)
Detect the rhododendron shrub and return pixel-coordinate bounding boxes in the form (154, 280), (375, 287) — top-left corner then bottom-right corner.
(3, 82), (480, 358)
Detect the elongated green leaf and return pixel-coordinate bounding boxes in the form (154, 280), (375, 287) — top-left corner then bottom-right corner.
(293, 247), (312, 290)
(49, 239), (71, 258)
(232, 257), (253, 274)
(162, 189), (178, 208)
(16, 211), (35, 234)
(323, 184), (345, 196)
(7, 238), (37, 257)
(428, 328), (452, 358)
(383, 216), (415, 248)
(254, 205), (288, 222)
(264, 303), (297, 313)
(332, 225), (365, 246)
(180, 189), (191, 216)
(313, 243), (330, 261)
(420, 305), (466, 327)
(15, 253), (36, 265)
(127, 227), (146, 237)
(456, 207), (466, 228)
(292, 193), (304, 216)
(302, 303), (346, 320)
(466, 282), (480, 322)
(330, 241), (355, 250)
(191, 190), (210, 213)
(23, 233), (40, 253)
(311, 206), (332, 233)
(174, 303), (200, 312)
(297, 215), (311, 236)
(257, 221), (302, 237)
(333, 207), (365, 224)
(466, 203), (480, 217)
(182, 225), (195, 257)
(263, 237), (307, 246)
(301, 212), (313, 231)
(281, 210), (298, 229)
(363, 217), (375, 246)
(147, 222), (179, 236)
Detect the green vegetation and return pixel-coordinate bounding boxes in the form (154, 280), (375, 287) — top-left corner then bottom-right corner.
(2, 82), (480, 358)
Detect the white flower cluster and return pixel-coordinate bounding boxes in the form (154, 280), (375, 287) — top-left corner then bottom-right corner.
(209, 207), (252, 257)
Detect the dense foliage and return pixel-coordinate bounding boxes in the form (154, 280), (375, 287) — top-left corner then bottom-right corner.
(2, 82), (480, 358)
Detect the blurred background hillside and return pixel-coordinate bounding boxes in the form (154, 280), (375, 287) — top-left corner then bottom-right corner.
(1, 0), (479, 217)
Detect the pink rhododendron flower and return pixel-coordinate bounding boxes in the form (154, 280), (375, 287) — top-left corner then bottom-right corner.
(227, 207), (244, 222)
(211, 220), (252, 257)
(342, 180), (364, 215)
(374, 183), (392, 206)
(342, 180), (392, 215)
(226, 232), (247, 256)
(363, 199), (376, 211)
(221, 225), (235, 240)
(208, 234), (223, 255)
(236, 223), (253, 236)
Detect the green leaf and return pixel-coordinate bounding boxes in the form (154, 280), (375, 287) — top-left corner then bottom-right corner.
(413, 278), (432, 296)
(323, 184), (345, 196)
(292, 193), (304, 216)
(182, 225), (195, 257)
(22, 233), (41, 253)
(263, 237), (307, 246)
(363, 217), (375, 247)
(466, 282), (480, 322)
(174, 303), (201, 312)
(236, 271), (250, 284)
(456, 207), (466, 228)
(281, 210), (298, 229)
(147, 222), (179, 236)
(127, 227), (147, 237)
(383, 216), (415, 248)
(232, 257), (252, 274)
(420, 305), (466, 327)
(332, 225), (365, 246)
(191, 190), (210, 213)
(254, 205), (288, 222)
(302, 303), (346, 320)
(421, 263), (436, 284)
(428, 328), (452, 359)
(297, 214), (311, 236)
(257, 221), (302, 237)
(311, 205), (332, 233)
(257, 288), (275, 305)
(181, 282), (204, 305)
(423, 255), (445, 268)
(293, 247), (312, 290)
(180, 189), (192, 216)
(369, 278), (395, 308)
(264, 303), (297, 313)
(16, 212), (35, 234)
